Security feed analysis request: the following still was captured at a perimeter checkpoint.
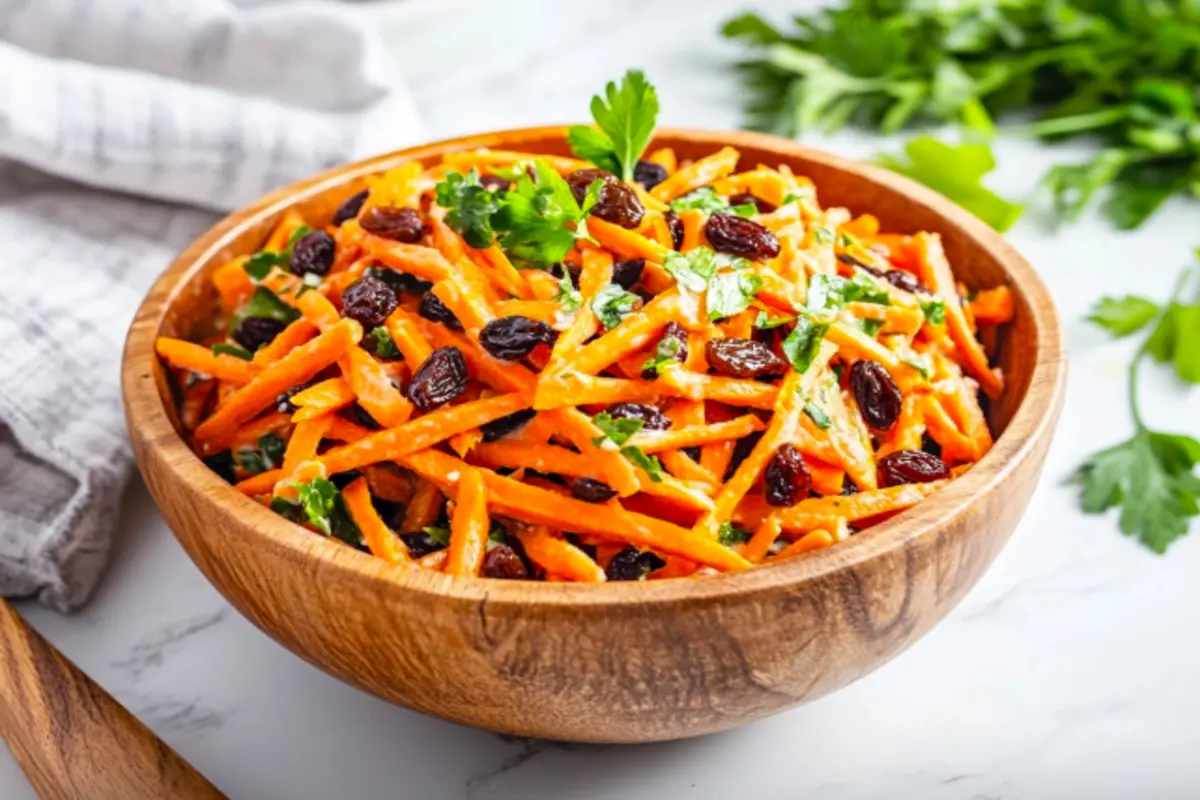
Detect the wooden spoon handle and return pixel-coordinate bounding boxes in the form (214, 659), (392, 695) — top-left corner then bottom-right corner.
(0, 599), (225, 799)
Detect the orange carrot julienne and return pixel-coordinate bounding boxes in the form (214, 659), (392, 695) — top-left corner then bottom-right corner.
(628, 415), (766, 454)
(736, 480), (949, 534)
(235, 468), (284, 496)
(445, 468), (490, 576)
(775, 529), (835, 560)
(194, 319), (361, 449)
(970, 286), (1015, 325)
(384, 308), (434, 365)
(343, 477), (410, 564)
(742, 515), (783, 563)
(679, 209), (706, 252)
(586, 217), (672, 262)
(340, 347), (412, 428)
(561, 292), (681, 376)
(515, 526), (606, 583)
(650, 146), (740, 202)
(281, 414), (335, 476)
(290, 378), (355, 420)
(156, 338), (260, 385)
(401, 479), (443, 534)
(253, 319), (318, 366)
(179, 379), (215, 431)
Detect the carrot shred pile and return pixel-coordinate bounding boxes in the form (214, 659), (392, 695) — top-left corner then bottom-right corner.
(157, 140), (1009, 582)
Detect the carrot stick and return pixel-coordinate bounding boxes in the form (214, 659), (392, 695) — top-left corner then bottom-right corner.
(822, 384), (879, 491)
(361, 464), (413, 502)
(774, 529), (835, 560)
(343, 477), (410, 564)
(384, 308), (433, 365)
(586, 217), (672, 263)
(646, 147), (677, 173)
(400, 449), (751, 572)
(290, 378), (356, 421)
(431, 277), (494, 336)
(877, 393), (925, 459)
(308, 392), (532, 477)
(234, 469), (283, 496)
(416, 549), (448, 571)
(920, 394), (976, 465)
(650, 146), (740, 202)
(804, 456), (845, 496)
(643, 417), (768, 457)
(449, 428), (484, 457)
(679, 209), (705, 252)
(401, 479), (443, 534)
(229, 411), (293, 451)
(445, 468), (489, 577)
(515, 526), (605, 583)
(913, 233), (1003, 398)
(659, 449), (718, 490)
(179, 379), (215, 431)
(494, 300), (561, 324)
(194, 320), (361, 449)
(213, 256), (254, 312)
(281, 414), (334, 476)
(558, 292), (681, 376)
(326, 416), (373, 444)
(264, 209), (307, 252)
(846, 302), (924, 336)
(360, 235), (456, 283)
(545, 247), (613, 375)
(535, 373), (662, 408)
(340, 347), (413, 428)
(937, 377), (994, 461)
(693, 341), (836, 539)
(253, 319), (318, 366)
(475, 245), (531, 299)
(736, 480), (949, 534)
(970, 286), (1015, 325)
(742, 515), (783, 563)
(156, 338), (260, 385)
(656, 369), (779, 410)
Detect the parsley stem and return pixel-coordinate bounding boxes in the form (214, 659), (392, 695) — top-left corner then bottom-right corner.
(1129, 267), (1194, 429)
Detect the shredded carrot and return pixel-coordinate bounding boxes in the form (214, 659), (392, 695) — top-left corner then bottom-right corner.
(970, 286), (1015, 325)
(742, 515), (783, 563)
(253, 319), (318, 366)
(444, 468), (490, 576)
(290, 378), (356, 421)
(515, 526), (606, 583)
(650, 146), (741, 202)
(281, 414), (334, 476)
(401, 479), (443, 534)
(156, 339), (260, 385)
(343, 477), (409, 564)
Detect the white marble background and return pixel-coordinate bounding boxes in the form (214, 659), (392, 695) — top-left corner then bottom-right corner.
(3, 1), (1199, 797)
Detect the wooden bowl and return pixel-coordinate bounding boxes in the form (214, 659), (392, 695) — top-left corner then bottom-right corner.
(122, 128), (1065, 743)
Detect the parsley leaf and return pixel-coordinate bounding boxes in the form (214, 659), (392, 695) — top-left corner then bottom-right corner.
(622, 446), (665, 482)
(803, 401), (833, 430)
(236, 286), (301, 327)
(591, 283), (640, 329)
(371, 326), (401, 359)
(244, 250), (284, 282)
(919, 298), (947, 326)
(567, 70), (660, 181)
(293, 477), (339, 536)
(422, 526), (451, 546)
(663, 248), (718, 293)
(755, 311), (796, 329)
(782, 317), (830, 375)
(236, 433), (286, 476)
(877, 137), (1024, 232)
(1087, 296), (1161, 337)
(591, 412), (644, 447)
(806, 273), (889, 314)
(554, 274), (582, 313)
(670, 187), (730, 213)
(212, 342), (253, 360)
(1074, 257), (1200, 552)
(641, 335), (685, 376)
(707, 271), (764, 321)
(717, 521), (753, 546)
(434, 169), (500, 249)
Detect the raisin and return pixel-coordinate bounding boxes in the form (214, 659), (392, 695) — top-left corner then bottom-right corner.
(764, 444), (812, 506)
(608, 402), (671, 431)
(478, 316), (558, 361)
(850, 360), (902, 432)
(705, 338), (786, 378)
(340, 275), (399, 329)
(481, 543), (530, 580)
(289, 230), (336, 277)
(641, 320), (688, 379)
(612, 259), (646, 289)
(633, 160), (668, 190)
(725, 431), (763, 482)
(479, 174), (512, 191)
(729, 192), (776, 214)
(921, 434), (942, 459)
(407, 347), (468, 412)
(704, 212), (781, 260)
(401, 532), (445, 559)
(878, 450), (951, 488)
(570, 477), (618, 503)
(232, 317), (285, 352)
(332, 190), (368, 226)
(682, 446), (701, 461)
(566, 168), (645, 229)
(606, 547), (666, 581)
(480, 409), (537, 442)
(419, 291), (463, 331)
(842, 480), (860, 496)
(341, 402), (382, 430)
(882, 269), (929, 294)
(360, 206), (424, 243)
(663, 210), (684, 250)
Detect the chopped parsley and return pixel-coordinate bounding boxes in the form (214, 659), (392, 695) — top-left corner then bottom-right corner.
(236, 433), (286, 476)
(422, 526), (451, 546)
(781, 317), (830, 375)
(920, 297), (947, 325)
(717, 521), (753, 546)
(235, 286), (300, 328)
(641, 335), (684, 376)
(754, 311), (796, 329)
(591, 412), (663, 482)
(591, 283), (640, 329)
(242, 225), (314, 281)
(670, 187), (757, 217)
(554, 273), (582, 313)
(707, 271), (765, 321)
(371, 326), (401, 359)
(803, 401), (833, 430)
(434, 169), (499, 248)
(211, 342), (253, 360)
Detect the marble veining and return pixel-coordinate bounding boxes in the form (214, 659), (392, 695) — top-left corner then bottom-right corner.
(1, 0), (1198, 798)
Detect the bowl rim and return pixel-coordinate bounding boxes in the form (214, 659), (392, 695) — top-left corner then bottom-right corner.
(122, 125), (1066, 612)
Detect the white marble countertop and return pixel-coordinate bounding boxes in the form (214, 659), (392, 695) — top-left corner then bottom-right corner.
(4, 1), (1199, 797)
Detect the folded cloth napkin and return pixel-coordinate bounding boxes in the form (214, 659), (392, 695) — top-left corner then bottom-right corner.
(0, 0), (424, 611)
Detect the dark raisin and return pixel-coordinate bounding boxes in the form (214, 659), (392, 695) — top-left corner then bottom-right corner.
(481, 543), (530, 580)
(418, 291), (463, 331)
(764, 444), (811, 506)
(633, 160), (668, 190)
(608, 402), (671, 431)
(400, 532), (445, 559)
(882, 269), (929, 294)
(729, 192), (776, 214)
(878, 450), (951, 488)
(850, 360), (903, 432)
(274, 378), (318, 413)
(612, 259), (646, 289)
(289, 230), (336, 277)
(479, 174), (512, 191)
(704, 212), (780, 260)
(332, 190), (369, 226)
(330, 470), (363, 490)
(663, 210), (684, 250)
(705, 338), (786, 378)
(340, 276), (399, 329)
(682, 446), (701, 462)
(341, 401), (382, 430)
(360, 206), (424, 243)
(921, 434), (942, 458)
(570, 477), (618, 503)
(566, 168), (645, 229)
(480, 409), (537, 442)
(725, 432), (763, 482)
(606, 547), (666, 581)
(478, 316), (558, 361)
(232, 317), (285, 352)
(641, 321), (688, 379)
(842, 480), (860, 496)
(407, 347), (468, 412)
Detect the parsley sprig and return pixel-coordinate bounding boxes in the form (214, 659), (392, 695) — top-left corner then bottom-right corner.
(592, 412), (665, 482)
(567, 70), (660, 181)
(1074, 256), (1200, 553)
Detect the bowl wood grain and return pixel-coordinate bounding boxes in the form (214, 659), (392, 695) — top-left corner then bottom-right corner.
(122, 128), (1065, 743)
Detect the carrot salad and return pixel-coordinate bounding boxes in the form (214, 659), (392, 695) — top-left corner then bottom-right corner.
(156, 73), (1014, 583)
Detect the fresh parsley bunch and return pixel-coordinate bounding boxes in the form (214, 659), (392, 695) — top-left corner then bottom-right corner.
(724, 1), (1200, 228)
(1074, 253), (1200, 552)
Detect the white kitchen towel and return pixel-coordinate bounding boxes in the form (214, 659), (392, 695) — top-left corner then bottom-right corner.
(0, 0), (424, 611)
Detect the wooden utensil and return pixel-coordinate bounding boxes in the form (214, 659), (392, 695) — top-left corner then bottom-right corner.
(0, 599), (225, 799)
(122, 127), (1066, 743)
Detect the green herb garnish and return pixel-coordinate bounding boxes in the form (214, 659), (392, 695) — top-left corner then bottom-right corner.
(591, 412), (663, 481)
(803, 401), (833, 430)
(567, 70), (660, 181)
(423, 526), (451, 546)
(212, 343), (253, 360)
(920, 298), (947, 326)
(554, 274), (582, 313)
(707, 271), (764, 321)
(235, 286), (300, 327)
(371, 326), (401, 359)
(641, 335), (684, 376)
(781, 317), (830, 375)
(236, 433), (286, 476)
(591, 283), (641, 329)
(717, 521), (753, 546)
